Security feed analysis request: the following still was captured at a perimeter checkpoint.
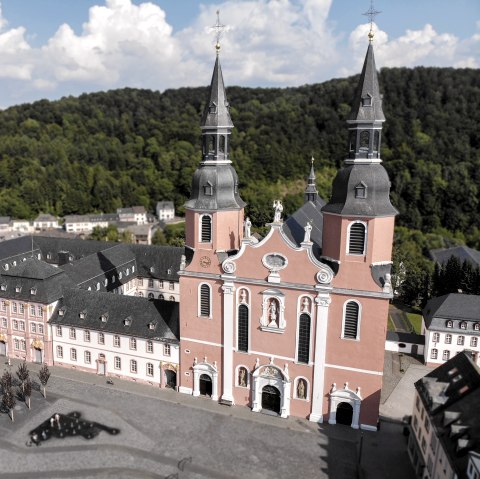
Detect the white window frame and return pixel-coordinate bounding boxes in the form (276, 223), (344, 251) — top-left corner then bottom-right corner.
(85, 351), (91, 364)
(84, 330), (91, 342)
(114, 335), (120, 347)
(114, 356), (121, 370)
(346, 221), (367, 256)
(199, 214), (213, 243)
(146, 363), (154, 377)
(98, 332), (105, 345)
(71, 348), (77, 361)
(341, 299), (362, 341)
(56, 345), (63, 358)
(130, 359), (137, 374)
(295, 295), (314, 364)
(146, 340), (153, 353)
(130, 337), (137, 350)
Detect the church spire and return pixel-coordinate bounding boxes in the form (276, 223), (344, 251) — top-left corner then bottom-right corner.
(304, 157), (318, 203)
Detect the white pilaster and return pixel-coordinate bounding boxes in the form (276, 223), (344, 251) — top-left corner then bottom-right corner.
(221, 277), (235, 404)
(309, 292), (331, 423)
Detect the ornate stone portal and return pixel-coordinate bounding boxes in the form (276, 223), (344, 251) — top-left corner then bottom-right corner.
(27, 412), (119, 445)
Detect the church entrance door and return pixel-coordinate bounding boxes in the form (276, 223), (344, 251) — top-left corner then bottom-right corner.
(199, 374), (212, 397)
(261, 385), (281, 414)
(336, 402), (353, 426)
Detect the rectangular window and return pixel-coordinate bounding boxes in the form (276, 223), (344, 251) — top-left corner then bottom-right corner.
(432, 332), (440, 342)
(431, 348), (438, 359)
(458, 335), (465, 345)
(200, 284), (210, 317)
(12, 302), (17, 313)
(130, 338), (137, 350)
(159, 281), (164, 289)
(445, 334), (452, 344)
(130, 360), (137, 373)
(38, 306), (43, 317)
(56, 345), (63, 358)
(148, 279), (154, 288)
(146, 341), (153, 353)
(114, 356), (121, 369)
(38, 324), (44, 334)
(71, 348), (77, 361)
(30, 305), (35, 316)
(137, 278), (143, 286)
(20, 340), (26, 351)
(163, 344), (171, 356)
(70, 328), (76, 340)
(169, 282), (174, 290)
(98, 332), (105, 345)
(1, 301), (6, 311)
(146, 363), (154, 377)
(31, 323), (36, 333)
(12, 320), (18, 330)
(443, 350), (450, 361)
(1, 317), (6, 328)
(84, 330), (90, 342)
(415, 395), (420, 410)
(421, 437), (427, 453)
(413, 415), (418, 431)
(471, 337), (478, 347)
(424, 416), (430, 433)
(84, 351), (91, 364)
(56, 325), (62, 337)
(19, 304), (24, 314)
(14, 338), (19, 350)
(114, 335), (120, 347)
(18, 321), (25, 331)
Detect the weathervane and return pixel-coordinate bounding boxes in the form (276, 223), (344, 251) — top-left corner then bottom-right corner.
(362, 0), (381, 42)
(210, 10), (226, 54)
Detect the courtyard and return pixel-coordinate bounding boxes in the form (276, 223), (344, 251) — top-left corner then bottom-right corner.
(0, 358), (415, 478)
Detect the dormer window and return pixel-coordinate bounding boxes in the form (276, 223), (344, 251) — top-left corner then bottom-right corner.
(460, 321), (467, 330)
(1, 284), (6, 291)
(124, 317), (132, 326)
(59, 308), (65, 317)
(167, 268), (172, 275)
(150, 266), (155, 274)
(354, 182), (367, 199)
(79, 311), (86, 320)
(119, 272), (123, 280)
(204, 182), (213, 196)
(446, 320), (453, 328)
(474, 323), (480, 331)
(4, 264), (8, 271)
(15, 285), (21, 293)
(101, 314), (108, 323)
(30, 288), (37, 295)
(148, 322), (156, 331)
(361, 94), (372, 107)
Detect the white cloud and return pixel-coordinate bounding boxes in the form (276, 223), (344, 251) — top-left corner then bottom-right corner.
(0, 0), (477, 107)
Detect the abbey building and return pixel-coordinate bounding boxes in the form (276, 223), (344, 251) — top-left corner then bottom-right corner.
(0, 35), (396, 431)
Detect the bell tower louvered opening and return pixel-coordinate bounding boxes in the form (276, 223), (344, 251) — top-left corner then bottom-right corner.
(200, 284), (211, 317)
(348, 222), (366, 254)
(343, 301), (359, 339)
(201, 215), (212, 242)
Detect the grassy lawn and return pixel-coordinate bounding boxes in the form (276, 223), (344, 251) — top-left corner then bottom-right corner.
(406, 313), (423, 334)
(387, 315), (396, 332)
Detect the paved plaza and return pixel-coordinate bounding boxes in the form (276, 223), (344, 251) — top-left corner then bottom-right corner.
(0, 357), (418, 478)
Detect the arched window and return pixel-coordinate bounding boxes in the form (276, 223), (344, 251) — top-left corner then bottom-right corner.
(219, 136), (225, 152)
(374, 131), (380, 152)
(148, 293), (154, 299)
(297, 313), (311, 363)
(159, 294), (164, 300)
(199, 284), (211, 317)
(343, 301), (359, 339)
(348, 222), (366, 255)
(238, 304), (249, 352)
(446, 320), (453, 328)
(201, 215), (212, 242)
(169, 295), (175, 301)
(360, 130), (369, 149)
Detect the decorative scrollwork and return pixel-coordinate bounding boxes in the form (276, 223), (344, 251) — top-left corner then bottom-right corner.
(316, 269), (333, 284)
(222, 260), (236, 274)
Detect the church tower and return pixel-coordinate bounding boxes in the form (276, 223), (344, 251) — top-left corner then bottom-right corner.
(321, 39), (397, 289)
(184, 46), (245, 255)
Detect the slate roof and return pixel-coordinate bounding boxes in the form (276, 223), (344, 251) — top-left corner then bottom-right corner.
(157, 201), (174, 210)
(60, 244), (135, 287)
(415, 352), (480, 476)
(0, 258), (73, 304)
(0, 236), (41, 262)
(50, 289), (179, 341)
(423, 294), (480, 333)
(64, 214), (118, 224)
(430, 246), (480, 269)
(129, 244), (184, 281)
(201, 55), (233, 128)
(348, 43), (385, 123)
(282, 197), (325, 257)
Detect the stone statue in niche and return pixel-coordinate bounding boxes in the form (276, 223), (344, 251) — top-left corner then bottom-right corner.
(297, 379), (306, 400)
(273, 200), (283, 222)
(268, 299), (278, 326)
(238, 367), (247, 387)
(244, 217), (252, 238)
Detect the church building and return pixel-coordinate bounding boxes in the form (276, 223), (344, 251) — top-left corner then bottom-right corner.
(178, 34), (397, 430)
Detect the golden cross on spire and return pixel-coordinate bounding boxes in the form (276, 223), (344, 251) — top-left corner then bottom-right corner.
(210, 10), (226, 54)
(362, 0), (381, 42)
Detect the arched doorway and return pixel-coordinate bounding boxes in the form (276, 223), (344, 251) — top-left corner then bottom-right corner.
(336, 402), (353, 426)
(33, 348), (43, 364)
(199, 374), (212, 397)
(165, 370), (176, 389)
(262, 385), (281, 414)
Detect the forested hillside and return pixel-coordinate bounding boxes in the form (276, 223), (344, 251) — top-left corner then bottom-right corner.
(0, 67), (478, 243)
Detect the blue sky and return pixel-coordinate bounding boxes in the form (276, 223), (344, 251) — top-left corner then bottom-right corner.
(0, 0), (478, 107)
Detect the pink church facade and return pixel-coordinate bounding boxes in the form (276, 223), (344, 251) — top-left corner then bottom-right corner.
(179, 40), (396, 430)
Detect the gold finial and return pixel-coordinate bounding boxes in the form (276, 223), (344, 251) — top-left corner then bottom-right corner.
(210, 10), (226, 54)
(362, 1), (381, 42)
